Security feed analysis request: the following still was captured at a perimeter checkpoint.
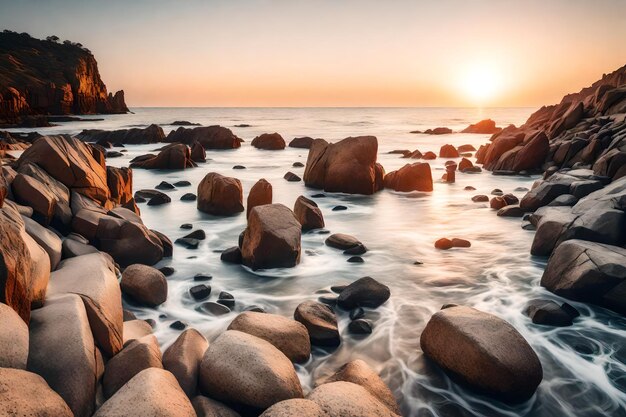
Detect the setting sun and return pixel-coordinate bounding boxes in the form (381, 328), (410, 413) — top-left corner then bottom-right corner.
(460, 64), (503, 104)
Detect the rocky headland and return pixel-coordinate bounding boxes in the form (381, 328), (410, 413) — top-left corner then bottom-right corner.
(0, 31), (128, 127)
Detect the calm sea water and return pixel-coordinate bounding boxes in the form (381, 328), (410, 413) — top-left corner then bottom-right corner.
(14, 108), (626, 417)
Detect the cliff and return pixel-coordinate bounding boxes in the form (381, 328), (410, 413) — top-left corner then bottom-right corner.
(477, 64), (626, 180)
(0, 31), (128, 125)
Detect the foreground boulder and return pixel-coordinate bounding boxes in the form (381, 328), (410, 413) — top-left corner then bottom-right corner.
(28, 294), (97, 417)
(199, 330), (304, 410)
(0, 368), (73, 417)
(192, 396), (242, 417)
(384, 162), (433, 192)
(96, 215), (165, 267)
(247, 178), (272, 218)
(95, 368), (195, 417)
(260, 399), (325, 417)
(163, 328), (209, 398)
(294, 301), (340, 347)
(130, 143), (196, 170)
(166, 125), (242, 149)
(293, 195), (324, 230)
(241, 204), (301, 270)
(322, 359), (400, 414)
(303, 136), (384, 195)
(307, 381), (398, 417)
(16, 135), (110, 205)
(420, 305), (542, 402)
(252, 133), (286, 150)
(0, 302), (28, 369)
(228, 312), (311, 363)
(197, 172), (244, 216)
(48, 253), (123, 357)
(120, 264), (168, 307)
(541, 239), (626, 315)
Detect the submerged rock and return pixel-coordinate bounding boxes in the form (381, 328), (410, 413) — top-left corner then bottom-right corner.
(165, 125), (242, 149)
(524, 299), (576, 326)
(289, 136), (315, 149)
(420, 305), (542, 403)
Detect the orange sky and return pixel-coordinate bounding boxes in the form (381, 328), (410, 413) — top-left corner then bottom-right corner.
(2, 0), (625, 107)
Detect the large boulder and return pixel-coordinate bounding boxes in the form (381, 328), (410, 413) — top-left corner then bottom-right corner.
(247, 178), (272, 218)
(120, 264), (168, 307)
(307, 381), (398, 417)
(96, 215), (165, 267)
(77, 124), (165, 144)
(294, 301), (340, 347)
(303, 136), (384, 195)
(28, 294), (97, 417)
(228, 312), (311, 363)
(102, 335), (163, 398)
(197, 172), (244, 216)
(241, 204), (301, 270)
(541, 239), (626, 315)
(420, 305), (542, 402)
(163, 328), (209, 398)
(260, 399), (325, 417)
(439, 144), (459, 158)
(0, 368), (73, 417)
(106, 166), (136, 213)
(11, 173), (57, 225)
(95, 368), (195, 417)
(130, 143), (196, 170)
(192, 396), (242, 417)
(48, 253), (123, 357)
(166, 125), (242, 149)
(384, 162), (433, 192)
(252, 133), (286, 150)
(337, 277), (391, 309)
(199, 330), (303, 410)
(23, 216), (62, 270)
(322, 359), (400, 414)
(293, 195), (324, 231)
(16, 135), (110, 205)
(0, 302), (28, 369)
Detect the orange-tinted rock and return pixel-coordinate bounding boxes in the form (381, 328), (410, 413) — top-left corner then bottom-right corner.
(293, 196), (324, 231)
(458, 158), (474, 171)
(166, 126), (242, 149)
(435, 238), (453, 250)
(289, 137), (314, 149)
(422, 151), (436, 160)
(130, 143), (196, 170)
(439, 144), (459, 158)
(252, 133), (286, 150)
(451, 238), (471, 248)
(11, 173), (57, 225)
(16, 135), (110, 205)
(461, 119), (501, 134)
(490, 196), (507, 209)
(247, 179), (273, 218)
(303, 136), (383, 195)
(197, 173), (244, 216)
(241, 204), (301, 270)
(384, 162), (433, 192)
(106, 166), (137, 213)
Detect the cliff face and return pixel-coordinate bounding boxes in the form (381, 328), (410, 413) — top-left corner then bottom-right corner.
(0, 31), (128, 124)
(477, 64), (626, 180)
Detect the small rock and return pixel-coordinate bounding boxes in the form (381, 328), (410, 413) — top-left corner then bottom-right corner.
(332, 205), (348, 211)
(471, 195), (489, 202)
(183, 230), (206, 240)
(194, 273), (213, 281)
(174, 180), (191, 187)
(348, 319), (373, 334)
(490, 196), (507, 209)
(435, 238), (453, 250)
(220, 246), (242, 264)
(349, 307), (365, 320)
(245, 305), (266, 313)
(180, 223), (193, 229)
(464, 186), (476, 191)
(170, 321), (187, 330)
(156, 181), (175, 190)
(217, 297), (235, 309)
(233, 165), (246, 170)
(311, 193), (326, 198)
(176, 237), (199, 249)
(343, 244), (367, 255)
(337, 277), (390, 309)
(147, 194), (171, 206)
(180, 193), (197, 201)
(190, 284), (211, 301)
(525, 299), (576, 327)
(292, 162), (304, 167)
(159, 266), (175, 276)
(491, 188), (503, 196)
(294, 301), (340, 347)
(450, 238), (471, 248)
(325, 233), (361, 250)
(200, 302), (231, 316)
(347, 256), (364, 263)
(284, 172), (301, 182)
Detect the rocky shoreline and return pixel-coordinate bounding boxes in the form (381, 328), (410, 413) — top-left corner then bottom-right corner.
(0, 63), (625, 416)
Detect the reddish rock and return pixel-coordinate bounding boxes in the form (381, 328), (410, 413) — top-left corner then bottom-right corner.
(241, 204), (301, 270)
(451, 238), (471, 248)
(458, 158), (474, 171)
(289, 137), (314, 149)
(130, 143), (196, 170)
(384, 162), (433, 192)
(96, 215), (165, 267)
(252, 133), (286, 150)
(303, 136), (383, 195)
(247, 179), (273, 218)
(106, 166), (137, 213)
(461, 119), (501, 134)
(439, 144), (459, 158)
(422, 151), (436, 160)
(166, 125), (242, 149)
(190, 141), (206, 162)
(435, 238), (453, 250)
(197, 173), (244, 216)
(11, 173), (57, 225)
(458, 144), (477, 153)
(490, 196), (507, 209)
(293, 195), (324, 231)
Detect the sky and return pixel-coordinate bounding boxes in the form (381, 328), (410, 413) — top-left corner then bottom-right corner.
(1, 0), (625, 107)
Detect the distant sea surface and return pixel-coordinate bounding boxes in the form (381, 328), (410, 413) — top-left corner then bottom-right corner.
(13, 107), (626, 417)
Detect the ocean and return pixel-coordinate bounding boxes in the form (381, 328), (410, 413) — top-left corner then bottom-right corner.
(10, 107), (626, 417)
